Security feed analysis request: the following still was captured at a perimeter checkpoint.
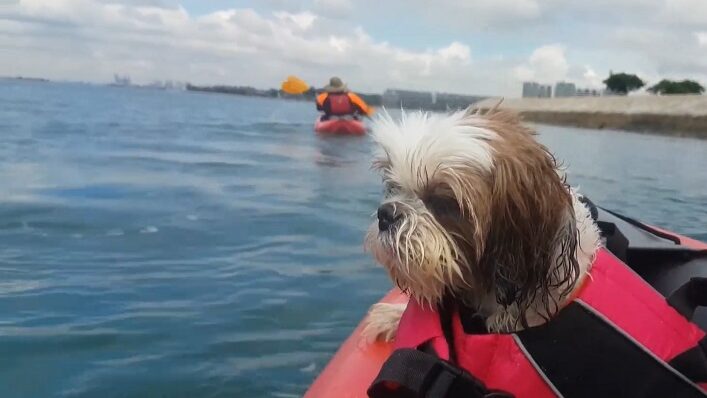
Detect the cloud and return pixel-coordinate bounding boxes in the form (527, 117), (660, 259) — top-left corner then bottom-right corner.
(512, 45), (611, 89)
(313, 0), (352, 19)
(581, 66), (603, 88)
(409, 0), (541, 28)
(273, 11), (317, 30)
(697, 32), (707, 47)
(663, 0), (707, 26)
(0, 0), (705, 97)
(437, 42), (471, 62)
(305, 30), (474, 93)
(605, 26), (707, 84)
(93, 0), (178, 7)
(514, 45), (568, 83)
(0, 1), (484, 94)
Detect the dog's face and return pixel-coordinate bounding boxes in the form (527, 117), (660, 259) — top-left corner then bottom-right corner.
(365, 110), (579, 318)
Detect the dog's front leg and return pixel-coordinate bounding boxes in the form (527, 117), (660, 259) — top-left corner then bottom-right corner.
(362, 302), (407, 343)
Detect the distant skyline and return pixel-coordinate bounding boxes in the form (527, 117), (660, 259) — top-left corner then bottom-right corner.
(1, 0), (706, 97)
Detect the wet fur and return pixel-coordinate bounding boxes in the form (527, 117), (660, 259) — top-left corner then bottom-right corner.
(364, 108), (600, 339)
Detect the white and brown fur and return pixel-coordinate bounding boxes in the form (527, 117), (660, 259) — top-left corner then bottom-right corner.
(363, 108), (600, 341)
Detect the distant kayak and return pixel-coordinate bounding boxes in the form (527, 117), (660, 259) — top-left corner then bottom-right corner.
(314, 117), (366, 135)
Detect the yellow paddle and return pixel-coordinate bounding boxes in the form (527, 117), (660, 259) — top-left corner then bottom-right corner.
(281, 75), (310, 95)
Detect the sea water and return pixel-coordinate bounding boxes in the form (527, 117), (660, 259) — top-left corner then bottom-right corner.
(0, 80), (705, 397)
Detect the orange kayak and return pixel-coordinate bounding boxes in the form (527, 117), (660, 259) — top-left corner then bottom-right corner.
(304, 206), (707, 397)
(304, 290), (406, 398)
(314, 118), (367, 135)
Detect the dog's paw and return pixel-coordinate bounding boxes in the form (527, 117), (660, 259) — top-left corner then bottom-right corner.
(362, 302), (407, 343)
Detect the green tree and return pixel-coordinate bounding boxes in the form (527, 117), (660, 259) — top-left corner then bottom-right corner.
(603, 72), (645, 95)
(648, 79), (705, 95)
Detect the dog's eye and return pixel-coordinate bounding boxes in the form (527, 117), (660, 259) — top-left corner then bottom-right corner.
(426, 196), (461, 218)
(384, 182), (401, 197)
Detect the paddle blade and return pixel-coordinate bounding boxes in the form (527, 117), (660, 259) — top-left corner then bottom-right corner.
(281, 76), (310, 95)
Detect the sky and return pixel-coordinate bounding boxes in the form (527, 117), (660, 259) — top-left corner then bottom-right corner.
(0, 0), (706, 97)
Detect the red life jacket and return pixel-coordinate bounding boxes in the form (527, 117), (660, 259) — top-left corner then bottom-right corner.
(387, 248), (707, 397)
(327, 93), (355, 115)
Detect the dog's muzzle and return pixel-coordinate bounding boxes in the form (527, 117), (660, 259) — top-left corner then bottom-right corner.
(377, 203), (402, 232)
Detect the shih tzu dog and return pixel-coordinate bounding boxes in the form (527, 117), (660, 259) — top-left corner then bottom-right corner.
(363, 108), (600, 339)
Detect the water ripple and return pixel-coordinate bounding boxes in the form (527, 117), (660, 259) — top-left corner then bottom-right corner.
(0, 81), (704, 398)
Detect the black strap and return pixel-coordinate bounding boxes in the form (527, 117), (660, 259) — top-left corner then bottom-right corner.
(670, 337), (707, 383)
(367, 348), (513, 398)
(517, 302), (707, 397)
(439, 297), (459, 364)
(600, 206), (682, 245)
(597, 220), (630, 263)
(578, 196), (632, 262)
(577, 194), (598, 222)
(668, 277), (707, 320)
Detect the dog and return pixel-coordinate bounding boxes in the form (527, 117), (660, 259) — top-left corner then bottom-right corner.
(362, 108), (600, 341)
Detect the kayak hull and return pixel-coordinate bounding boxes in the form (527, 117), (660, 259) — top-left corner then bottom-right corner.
(314, 118), (367, 135)
(304, 290), (406, 398)
(304, 215), (707, 398)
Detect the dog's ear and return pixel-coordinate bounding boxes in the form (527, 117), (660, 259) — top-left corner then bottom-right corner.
(463, 98), (504, 118)
(487, 98), (504, 115)
(462, 105), (480, 117)
(478, 115), (579, 327)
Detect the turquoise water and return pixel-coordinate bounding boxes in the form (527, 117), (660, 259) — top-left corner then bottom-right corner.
(0, 80), (705, 397)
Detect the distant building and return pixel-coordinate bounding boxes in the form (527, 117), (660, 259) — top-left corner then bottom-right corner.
(554, 82), (576, 98)
(113, 74), (131, 86)
(435, 92), (487, 110)
(575, 88), (601, 97)
(147, 80), (187, 90)
(382, 89), (486, 111)
(383, 89), (433, 109)
(522, 82), (552, 98)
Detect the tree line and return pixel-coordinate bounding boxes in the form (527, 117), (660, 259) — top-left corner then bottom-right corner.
(603, 73), (705, 95)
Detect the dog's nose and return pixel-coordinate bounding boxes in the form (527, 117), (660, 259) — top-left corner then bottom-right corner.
(377, 203), (400, 231)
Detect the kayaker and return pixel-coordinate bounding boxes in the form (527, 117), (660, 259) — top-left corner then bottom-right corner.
(316, 77), (373, 121)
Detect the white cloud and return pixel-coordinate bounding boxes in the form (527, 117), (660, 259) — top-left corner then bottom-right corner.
(581, 66), (603, 88)
(437, 42), (471, 62)
(513, 46), (609, 90)
(697, 32), (707, 47)
(606, 27), (707, 84)
(313, 0), (352, 19)
(410, 0), (541, 28)
(327, 35), (349, 53)
(0, 0), (705, 97)
(514, 45), (568, 83)
(273, 11), (317, 30)
(0, 1), (484, 94)
(663, 0), (707, 25)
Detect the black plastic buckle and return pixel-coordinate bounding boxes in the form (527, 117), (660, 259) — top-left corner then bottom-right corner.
(368, 348), (515, 398)
(426, 360), (513, 398)
(687, 277), (707, 306)
(424, 360), (465, 397)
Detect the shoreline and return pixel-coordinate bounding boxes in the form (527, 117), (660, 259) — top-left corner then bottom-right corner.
(473, 95), (707, 139)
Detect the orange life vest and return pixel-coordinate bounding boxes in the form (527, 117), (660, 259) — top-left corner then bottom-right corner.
(316, 92), (372, 116)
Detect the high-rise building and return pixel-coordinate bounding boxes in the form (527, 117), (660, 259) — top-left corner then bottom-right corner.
(575, 88), (601, 97)
(554, 82), (577, 97)
(522, 82), (552, 98)
(382, 89), (486, 110)
(113, 74), (131, 86)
